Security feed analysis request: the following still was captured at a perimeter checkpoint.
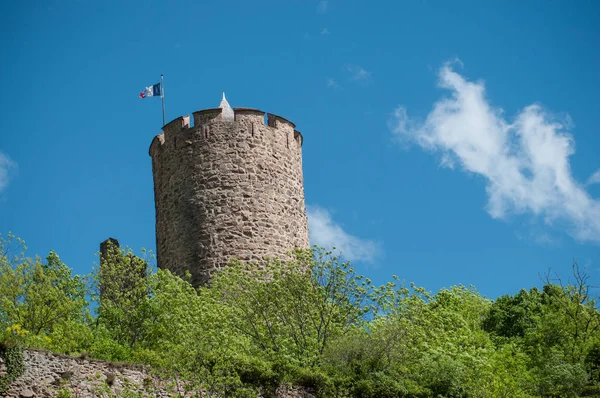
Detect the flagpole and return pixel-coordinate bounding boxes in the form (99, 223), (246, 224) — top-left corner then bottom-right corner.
(161, 74), (166, 126)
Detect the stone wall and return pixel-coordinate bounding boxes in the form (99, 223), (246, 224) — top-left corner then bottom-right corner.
(2, 349), (314, 398)
(149, 107), (310, 286)
(2, 349), (190, 397)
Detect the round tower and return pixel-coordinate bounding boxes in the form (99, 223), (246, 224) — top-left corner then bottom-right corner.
(148, 94), (310, 286)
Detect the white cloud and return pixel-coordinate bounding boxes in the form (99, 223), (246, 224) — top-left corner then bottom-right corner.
(0, 152), (16, 192)
(390, 60), (600, 244)
(346, 65), (371, 82)
(587, 169), (600, 185)
(321, 27), (330, 35)
(307, 205), (381, 262)
(317, 0), (328, 13)
(326, 78), (338, 88)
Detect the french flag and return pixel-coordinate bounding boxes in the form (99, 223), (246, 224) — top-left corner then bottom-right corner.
(140, 82), (161, 98)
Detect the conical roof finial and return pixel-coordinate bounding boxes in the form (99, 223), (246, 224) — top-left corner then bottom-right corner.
(218, 92), (234, 121)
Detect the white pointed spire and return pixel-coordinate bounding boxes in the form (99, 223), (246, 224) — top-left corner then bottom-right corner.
(219, 92), (234, 121)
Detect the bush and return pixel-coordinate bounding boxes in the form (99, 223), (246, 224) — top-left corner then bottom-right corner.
(0, 343), (25, 393)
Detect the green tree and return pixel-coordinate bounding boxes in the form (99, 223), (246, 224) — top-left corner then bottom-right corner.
(209, 248), (375, 370)
(0, 233), (89, 340)
(325, 283), (537, 397)
(483, 262), (600, 397)
(483, 287), (543, 340)
(541, 263), (600, 364)
(92, 241), (151, 350)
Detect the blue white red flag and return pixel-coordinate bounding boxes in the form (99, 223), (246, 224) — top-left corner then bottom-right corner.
(139, 83), (161, 98)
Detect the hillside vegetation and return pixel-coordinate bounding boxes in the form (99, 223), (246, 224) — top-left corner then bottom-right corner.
(1, 232), (599, 397)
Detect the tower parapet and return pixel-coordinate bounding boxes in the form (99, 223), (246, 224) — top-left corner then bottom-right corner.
(149, 94), (309, 286)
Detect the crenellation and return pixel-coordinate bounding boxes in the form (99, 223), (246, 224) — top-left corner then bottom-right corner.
(267, 113), (296, 132)
(148, 133), (165, 156)
(163, 115), (190, 134)
(162, 115), (190, 148)
(193, 108), (223, 126)
(294, 130), (303, 146)
(233, 108), (266, 125)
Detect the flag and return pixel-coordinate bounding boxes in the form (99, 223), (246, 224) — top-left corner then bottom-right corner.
(140, 75), (166, 126)
(139, 82), (161, 99)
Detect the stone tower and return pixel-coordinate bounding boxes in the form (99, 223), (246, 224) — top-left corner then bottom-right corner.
(149, 94), (310, 286)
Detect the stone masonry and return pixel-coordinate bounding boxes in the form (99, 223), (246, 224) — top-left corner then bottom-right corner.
(2, 349), (192, 397)
(149, 97), (310, 286)
(3, 349), (315, 397)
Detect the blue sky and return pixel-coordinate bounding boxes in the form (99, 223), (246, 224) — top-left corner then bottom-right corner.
(1, 0), (599, 299)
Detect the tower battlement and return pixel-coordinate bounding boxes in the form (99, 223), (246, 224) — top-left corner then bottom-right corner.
(149, 95), (309, 286)
(149, 107), (303, 157)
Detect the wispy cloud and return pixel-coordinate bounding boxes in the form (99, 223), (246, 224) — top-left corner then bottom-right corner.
(346, 64), (371, 82)
(0, 152), (17, 192)
(515, 223), (562, 247)
(587, 169), (600, 186)
(317, 0), (328, 13)
(326, 78), (339, 89)
(390, 60), (600, 244)
(534, 232), (561, 246)
(307, 205), (381, 263)
(321, 28), (330, 35)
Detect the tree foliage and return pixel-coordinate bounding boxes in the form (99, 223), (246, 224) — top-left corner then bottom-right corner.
(0, 232), (599, 397)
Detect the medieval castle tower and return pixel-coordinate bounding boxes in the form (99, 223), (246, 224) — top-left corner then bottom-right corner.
(148, 94), (310, 286)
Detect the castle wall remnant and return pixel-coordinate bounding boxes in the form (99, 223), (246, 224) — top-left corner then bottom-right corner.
(148, 95), (309, 286)
(3, 349), (315, 397)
